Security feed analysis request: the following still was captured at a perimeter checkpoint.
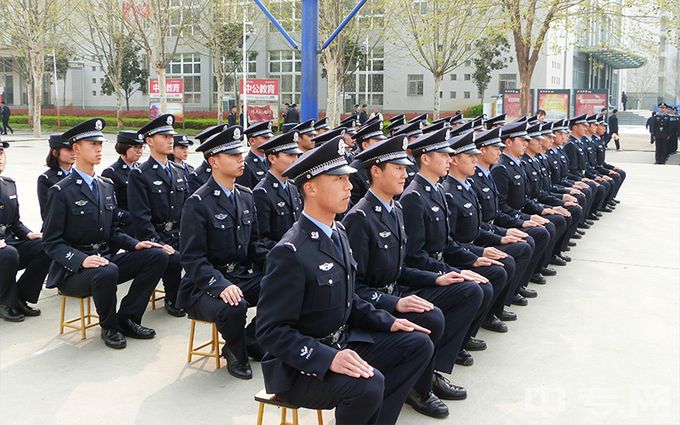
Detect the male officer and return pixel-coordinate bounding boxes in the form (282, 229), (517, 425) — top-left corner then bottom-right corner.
(189, 124), (228, 193)
(492, 122), (562, 282)
(170, 134), (195, 181)
(469, 128), (549, 296)
(393, 121), (424, 185)
(651, 104), (670, 164)
(291, 119), (318, 153)
(334, 116), (360, 162)
(385, 114), (405, 136)
(594, 118), (626, 202)
(178, 125), (268, 379)
(484, 114), (506, 130)
(37, 134), (75, 222)
(237, 121), (274, 189)
(343, 135), (482, 418)
(443, 130), (533, 323)
(349, 120), (387, 206)
(312, 127), (346, 148)
(314, 117), (331, 135)
(0, 140), (51, 322)
(42, 119), (168, 349)
(128, 114), (188, 317)
(102, 131), (146, 237)
(257, 138), (434, 425)
(399, 128), (501, 366)
(582, 115), (616, 210)
(253, 131), (303, 250)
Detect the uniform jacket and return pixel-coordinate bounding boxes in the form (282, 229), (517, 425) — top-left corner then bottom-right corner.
(37, 168), (70, 221)
(188, 160), (211, 194)
(491, 154), (544, 217)
(468, 165), (526, 229)
(253, 172), (302, 250)
(236, 151), (268, 189)
(0, 176), (32, 243)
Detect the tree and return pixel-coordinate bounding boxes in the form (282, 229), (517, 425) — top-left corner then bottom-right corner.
(44, 44), (73, 108)
(471, 34), (512, 102)
(101, 42), (149, 111)
(0, 0), (70, 137)
(123, 0), (197, 113)
(390, 0), (497, 119)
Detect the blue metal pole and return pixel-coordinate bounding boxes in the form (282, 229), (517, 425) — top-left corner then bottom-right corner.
(252, 0), (299, 49)
(301, 0), (319, 121)
(321, 0), (367, 51)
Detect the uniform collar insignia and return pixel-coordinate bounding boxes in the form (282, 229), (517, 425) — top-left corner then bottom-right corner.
(311, 231), (319, 240)
(273, 182), (279, 188)
(425, 185), (431, 192)
(374, 205), (381, 212)
(213, 190), (221, 196)
(152, 164), (158, 169)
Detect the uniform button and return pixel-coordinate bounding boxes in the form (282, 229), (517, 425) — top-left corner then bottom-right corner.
(384, 244), (388, 248)
(237, 226), (241, 230)
(328, 279), (333, 284)
(347, 302), (350, 307)
(171, 206), (174, 209)
(238, 245), (242, 249)
(80, 211), (84, 215)
(170, 191), (174, 194)
(99, 228), (103, 231)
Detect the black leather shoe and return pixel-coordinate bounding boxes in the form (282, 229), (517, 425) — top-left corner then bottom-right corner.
(612, 199), (620, 204)
(578, 223), (591, 229)
(600, 207), (613, 213)
(481, 315), (508, 333)
(464, 337), (487, 351)
(164, 300), (186, 317)
(120, 319), (156, 339)
(564, 246), (571, 252)
(572, 233), (582, 239)
(499, 310), (517, 321)
(0, 305), (24, 322)
(587, 214), (599, 221)
(223, 347), (253, 380)
(541, 267), (557, 276)
(511, 294), (528, 306)
(594, 211), (603, 217)
(519, 286), (538, 298)
(101, 328), (127, 349)
(567, 241), (577, 247)
(530, 274), (547, 285)
(17, 301), (41, 317)
(559, 254), (572, 262)
(406, 391), (449, 418)
(433, 372), (467, 400)
(576, 229), (586, 235)
(550, 256), (567, 266)
(585, 219), (595, 225)
(455, 349), (474, 366)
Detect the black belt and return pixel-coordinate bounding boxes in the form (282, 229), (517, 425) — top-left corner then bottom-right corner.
(0, 224), (10, 239)
(429, 251), (443, 261)
(155, 221), (178, 233)
(318, 324), (348, 349)
(485, 218), (495, 225)
(376, 282), (397, 295)
(73, 242), (110, 255)
(216, 262), (239, 274)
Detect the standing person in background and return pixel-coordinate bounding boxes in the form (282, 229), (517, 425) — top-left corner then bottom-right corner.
(621, 91), (628, 111)
(1, 101), (13, 135)
(369, 107), (383, 123)
(646, 112), (656, 145)
(227, 106), (238, 127)
(359, 104), (369, 124)
(608, 109), (621, 151)
(284, 103), (300, 124)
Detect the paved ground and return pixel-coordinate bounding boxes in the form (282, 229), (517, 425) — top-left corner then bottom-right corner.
(1, 138), (679, 425)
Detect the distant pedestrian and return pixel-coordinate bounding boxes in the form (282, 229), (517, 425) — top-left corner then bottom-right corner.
(359, 104), (369, 124)
(227, 106), (238, 126)
(1, 101), (13, 135)
(608, 109), (621, 151)
(646, 111), (656, 144)
(369, 106), (383, 123)
(621, 91), (628, 111)
(284, 103), (300, 124)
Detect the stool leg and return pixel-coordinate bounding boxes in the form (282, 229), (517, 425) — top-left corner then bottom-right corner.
(59, 296), (66, 334)
(187, 320), (196, 363)
(292, 409), (299, 425)
(79, 297), (86, 340)
(256, 403), (265, 425)
(280, 407), (287, 425)
(316, 409), (324, 425)
(212, 324), (221, 368)
(86, 297), (92, 324)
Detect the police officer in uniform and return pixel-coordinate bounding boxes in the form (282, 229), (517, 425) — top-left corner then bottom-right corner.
(256, 138), (434, 425)
(253, 131), (303, 250)
(237, 121), (274, 189)
(0, 140), (51, 322)
(334, 116), (360, 162)
(189, 124), (228, 194)
(349, 120), (387, 206)
(385, 114), (405, 136)
(314, 117), (331, 135)
(170, 134), (195, 181)
(291, 119), (317, 153)
(343, 135), (482, 418)
(393, 121), (424, 186)
(594, 118), (626, 202)
(42, 119), (168, 349)
(101, 131), (146, 237)
(177, 125), (268, 378)
(37, 134), (75, 222)
(312, 127), (346, 148)
(128, 114), (188, 317)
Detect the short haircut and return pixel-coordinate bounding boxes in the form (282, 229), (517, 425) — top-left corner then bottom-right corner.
(537, 109), (546, 116)
(612, 109), (618, 114)
(366, 162), (387, 185)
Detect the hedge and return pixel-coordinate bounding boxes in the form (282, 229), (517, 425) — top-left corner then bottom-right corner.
(10, 115), (222, 131)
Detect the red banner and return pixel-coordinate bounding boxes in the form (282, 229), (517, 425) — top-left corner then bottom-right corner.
(149, 78), (184, 99)
(246, 104), (275, 122)
(574, 90), (607, 116)
(503, 89), (534, 122)
(240, 79), (279, 101)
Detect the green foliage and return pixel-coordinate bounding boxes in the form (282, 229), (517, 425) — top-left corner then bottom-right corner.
(101, 40), (148, 110)
(471, 34), (512, 100)
(464, 104), (483, 117)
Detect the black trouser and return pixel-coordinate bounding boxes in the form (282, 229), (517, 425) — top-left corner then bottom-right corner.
(2, 117), (12, 134)
(461, 264), (507, 338)
(559, 205), (582, 251)
(585, 180), (607, 215)
(158, 235), (182, 305)
(522, 226), (550, 278)
(407, 283), (483, 375)
(278, 330), (434, 425)
(0, 240), (50, 308)
(655, 136), (666, 164)
(496, 241), (533, 305)
(58, 248), (168, 330)
(610, 169), (626, 198)
(543, 214), (567, 257)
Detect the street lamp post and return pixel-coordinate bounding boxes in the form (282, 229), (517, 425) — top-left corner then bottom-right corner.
(50, 50), (61, 129)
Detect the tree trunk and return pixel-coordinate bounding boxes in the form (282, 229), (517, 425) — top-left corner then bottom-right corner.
(32, 76), (42, 137)
(215, 58), (225, 124)
(116, 89), (124, 127)
(325, 56), (341, 128)
(433, 73), (442, 120)
(156, 67), (167, 113)
(25, 79), (33, 127)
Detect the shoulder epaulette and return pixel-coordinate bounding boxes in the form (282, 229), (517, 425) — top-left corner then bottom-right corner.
(445, 192), (454, 199)
(394, 200), (403, 209)
(235, 183), (252, 194)
(283, 242), (297, 252)
(356, 209), (366, 217)
(0, 175), (14, 182)
(254, 186), (266, 194)
(336, 222), (345, 231)
(99, 176), (113, 184)
(190, 193), (202, 201)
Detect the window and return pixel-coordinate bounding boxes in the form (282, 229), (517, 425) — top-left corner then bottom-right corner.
(166, 53), (202, 103)
(450, 91), (457, 99)
(92, 78), (97, 84)
(92, 90), (97, 96)
(464, 91), (470, 99)
(407, 74), (424, 96)
(269, 50), (301, 104)
(464, 74), (471, 81)
(345, 46), (385, 106)
(356, 2), (385, 28)
(169, 0), (199, 36)
(450, 74), (457, 81)
(92, 66), (96, 72)
(269, 0), (301, 32)
(499, 73), (517, 92)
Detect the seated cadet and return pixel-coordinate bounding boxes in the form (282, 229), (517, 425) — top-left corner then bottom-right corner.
(256, 138), (434, 425)
(385, 114), (405, 137)
(237, 121), (274, 189)
(343, 135), (483, 419)
(492, 122), (564, 281)
(594, 117), (625, 203)
(0, 140), (51, 322)
(178, 125), (268, 378)
(42, 119), (168, 349)
(170, 134), (195, 181)
(393, 121), (425, 185)
(349, 120), (387, 206)
(408, 113), (428, 128)
(253, 131), (303, 250)
(37, 134), (75, 222)
(590, 117), (623, 207)
(443, 129), (533, 324)
(334, 116), (360, 162)
(101, 131), (145, 237)
(312, 127), (346, 149)
(128, 114), (188, 317)
(469, 130), (549, 299)
(314, 117), (330, 135)
(523, 123), (581, 265)
(583, 115), (616, 211)
(399, 128), (499, 367)
(189, 124), (228, 194)
(291, 119), (317, 153)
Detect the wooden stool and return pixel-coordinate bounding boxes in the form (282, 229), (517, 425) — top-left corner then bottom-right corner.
(149, 288), (165, 310)
(59, 294), (99, 340)
(255, 389), (324, 425)
(187, 319), (222, 368)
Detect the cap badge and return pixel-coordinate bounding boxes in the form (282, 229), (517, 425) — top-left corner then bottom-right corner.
(233, 128), (241, 140)
(337, 140), (345, 156)
(293, 132), (300, 142)
(166, 115), (173, 125)
(95, 120), (103, 131)
(402, 137), (408, 150)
